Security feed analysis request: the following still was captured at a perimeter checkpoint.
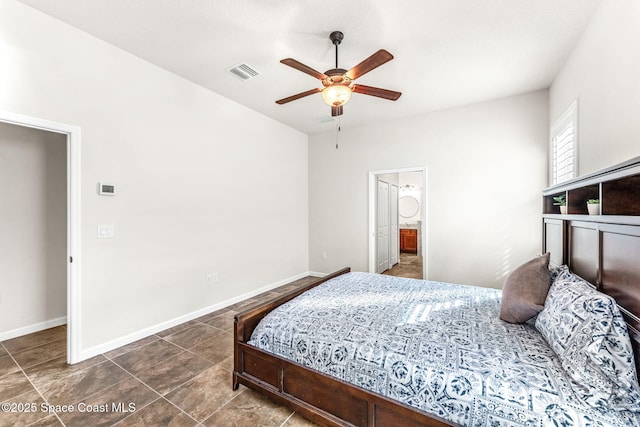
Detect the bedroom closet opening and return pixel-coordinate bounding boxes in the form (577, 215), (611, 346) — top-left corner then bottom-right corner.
(0, 112), (80, 363)
(369, 168), (426, 279)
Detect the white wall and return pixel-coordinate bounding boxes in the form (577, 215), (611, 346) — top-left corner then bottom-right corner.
(398, 172), (423, 224)
(0, 1), (308, 355)
(309, 91), (549, 288)
(550, 0), (640, 175)
(0, 122), (66, 335)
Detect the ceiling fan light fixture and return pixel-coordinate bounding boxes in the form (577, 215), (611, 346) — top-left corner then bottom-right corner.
(321, 84), (352, 107)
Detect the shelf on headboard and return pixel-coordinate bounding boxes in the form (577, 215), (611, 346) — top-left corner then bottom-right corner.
(542, 214), (640, 226)
(543, 156), (640, 216)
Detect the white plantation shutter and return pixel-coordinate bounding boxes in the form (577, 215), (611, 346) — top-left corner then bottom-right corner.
(551, 101), (578, 185)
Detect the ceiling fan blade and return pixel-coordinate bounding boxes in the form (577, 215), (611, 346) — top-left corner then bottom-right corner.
(331, 105), (343, 117)
(281, 58), (328, 80)
(275, 88), (322, 105)
(352, 84), (402, 101)
(345, 49), (394, 80)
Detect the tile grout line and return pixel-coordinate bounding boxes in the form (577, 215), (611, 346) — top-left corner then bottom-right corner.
(2, 340), (66, 426)
(280, 411), (297, 427)
(151, 396), (202, 426)
(197, 388), (248, 425)
(106, 344), (227, 425)
(109, 395), (163, 426)
(104, 351), (173, 425)
(105, 334), (173, 373)
(7, 337), (67, 373)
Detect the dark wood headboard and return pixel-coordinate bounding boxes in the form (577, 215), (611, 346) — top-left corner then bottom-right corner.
(542, 157), (640, 376)
(544, 219), (640, 373)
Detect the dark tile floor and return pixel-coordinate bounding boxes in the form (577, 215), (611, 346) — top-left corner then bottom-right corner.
(0, 277), (321, 427)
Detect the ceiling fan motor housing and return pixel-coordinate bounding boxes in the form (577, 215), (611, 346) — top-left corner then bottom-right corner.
(322, 68), (351, 87)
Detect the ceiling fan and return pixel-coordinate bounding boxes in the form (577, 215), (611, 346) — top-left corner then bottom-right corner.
(276, 31), (402, 117)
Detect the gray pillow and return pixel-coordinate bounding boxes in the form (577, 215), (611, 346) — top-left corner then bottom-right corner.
(499, 253), (551, 323)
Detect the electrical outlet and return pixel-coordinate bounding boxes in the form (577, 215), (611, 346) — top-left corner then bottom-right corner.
(206, 273), (219, 284)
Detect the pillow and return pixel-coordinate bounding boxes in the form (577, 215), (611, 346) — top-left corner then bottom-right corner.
(536, 269), (640, 411)
(549, 263), (567, 282)
(499, 253), (551, 323)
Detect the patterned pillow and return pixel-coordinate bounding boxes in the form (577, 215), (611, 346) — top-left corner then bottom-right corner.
(549, 263), (567, 282)
(535, 268), (640, 411)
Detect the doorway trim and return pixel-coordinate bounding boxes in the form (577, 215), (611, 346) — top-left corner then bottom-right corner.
(0, 110), (81, 364)
(368, 166), (428, 279)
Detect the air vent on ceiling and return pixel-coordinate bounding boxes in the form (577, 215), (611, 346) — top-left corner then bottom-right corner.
(226, 63), (260, 81)
(311, 115), (336, 124)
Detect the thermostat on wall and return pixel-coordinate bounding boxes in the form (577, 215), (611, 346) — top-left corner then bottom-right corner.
(99, 182), (116, 196)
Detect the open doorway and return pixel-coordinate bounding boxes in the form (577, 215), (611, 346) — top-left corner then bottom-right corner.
(0, 111), (81, 364)
(368, 167), (427, 279)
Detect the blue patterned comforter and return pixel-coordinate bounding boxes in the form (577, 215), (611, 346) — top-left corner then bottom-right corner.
(248, 272), (638, 426)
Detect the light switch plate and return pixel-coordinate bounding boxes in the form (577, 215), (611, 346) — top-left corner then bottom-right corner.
(97, 224), (114, 238)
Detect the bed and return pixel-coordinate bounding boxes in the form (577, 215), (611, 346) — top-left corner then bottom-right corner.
(233, 167), (640, 427)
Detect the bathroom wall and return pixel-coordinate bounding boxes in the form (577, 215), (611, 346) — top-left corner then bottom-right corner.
(398, 172), (423, 225)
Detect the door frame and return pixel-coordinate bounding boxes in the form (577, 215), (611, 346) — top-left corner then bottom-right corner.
(0, 110), (81, 364)
(375, 178), (390, 273)
(389, 182), (399, 267)
(368, 166), (427, 278)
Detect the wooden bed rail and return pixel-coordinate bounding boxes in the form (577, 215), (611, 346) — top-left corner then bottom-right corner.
(234, 267), (351, 388)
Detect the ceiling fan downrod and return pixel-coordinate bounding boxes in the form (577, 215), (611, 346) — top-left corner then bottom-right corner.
(330, 31), (344, 69)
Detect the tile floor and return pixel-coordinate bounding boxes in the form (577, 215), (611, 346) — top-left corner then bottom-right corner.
(0, 277), (321, 427)
(383, 253), (423, 279)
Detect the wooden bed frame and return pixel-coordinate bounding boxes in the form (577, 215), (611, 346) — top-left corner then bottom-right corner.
(234, 160), (640, 427)
(233, 267), (452, 426)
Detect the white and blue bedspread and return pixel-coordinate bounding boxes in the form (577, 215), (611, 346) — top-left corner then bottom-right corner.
(248, 272), (638, 426)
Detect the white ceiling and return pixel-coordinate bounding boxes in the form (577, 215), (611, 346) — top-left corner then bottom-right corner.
(18, 0), (601, 135)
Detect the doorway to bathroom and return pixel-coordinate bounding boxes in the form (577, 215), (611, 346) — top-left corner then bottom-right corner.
(368, 167), (427, 280)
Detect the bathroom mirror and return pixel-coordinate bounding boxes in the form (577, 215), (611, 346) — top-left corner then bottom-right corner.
(399, 196), (419, 218)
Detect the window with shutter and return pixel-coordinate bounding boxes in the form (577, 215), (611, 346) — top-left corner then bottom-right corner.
(550, 100), (578, 185)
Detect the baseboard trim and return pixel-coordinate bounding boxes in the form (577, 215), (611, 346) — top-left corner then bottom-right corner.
(0, 316), (67, 342)
(78, 271), (316, 362)
(308, 271), (327, 277)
